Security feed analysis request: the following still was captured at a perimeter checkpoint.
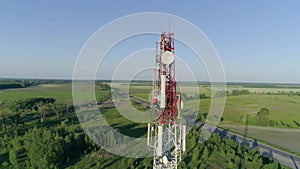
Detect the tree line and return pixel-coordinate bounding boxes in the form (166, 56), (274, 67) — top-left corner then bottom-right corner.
(0, 81), (34, 90)
(179, 127), (282, 168)
(0, 98), (75, 132)
(5, 120), (98, 169)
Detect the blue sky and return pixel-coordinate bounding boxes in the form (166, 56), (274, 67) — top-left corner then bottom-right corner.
(0, 1), (300, 83)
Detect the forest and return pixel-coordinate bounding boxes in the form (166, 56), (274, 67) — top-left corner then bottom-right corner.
(0, 81), (288, 168)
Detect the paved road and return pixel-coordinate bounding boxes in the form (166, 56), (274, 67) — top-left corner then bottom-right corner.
(129, 96), (300, 168)
(197, 124), (300, 169)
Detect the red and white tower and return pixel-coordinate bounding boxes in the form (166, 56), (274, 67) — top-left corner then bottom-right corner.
(148, 31), (186, 169)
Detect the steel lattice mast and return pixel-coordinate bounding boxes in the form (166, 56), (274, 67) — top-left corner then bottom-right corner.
(148, 31), (186, 169)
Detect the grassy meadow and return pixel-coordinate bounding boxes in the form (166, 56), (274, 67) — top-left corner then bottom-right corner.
(0, 83), (109, 104)
(0, 83), (73, 103)
(128, 82), (300, 128)
(0, 80), (296, 168)
(220, 124), (300, 154)
(127, 82), (300, 155)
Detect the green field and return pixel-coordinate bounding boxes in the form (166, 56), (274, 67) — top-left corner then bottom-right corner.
(225, 95), (300, 126)
(128, 83), (300, 128)
(0, 84), (73, 103)
(0, 83), (109, 104)
(127, 82), (300, 156)
(0, 81), (292, 168)
(187, 94), (300, 128)
(220, 124), (300, 154)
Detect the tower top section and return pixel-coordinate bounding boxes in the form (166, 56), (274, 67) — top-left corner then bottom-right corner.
(160, 32), (174, 53)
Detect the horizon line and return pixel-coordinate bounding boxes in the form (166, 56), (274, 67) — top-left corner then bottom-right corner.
(1, 77), (300, 85)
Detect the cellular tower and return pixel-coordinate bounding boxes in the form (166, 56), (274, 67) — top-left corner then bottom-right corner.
(147, 31), (186, 169)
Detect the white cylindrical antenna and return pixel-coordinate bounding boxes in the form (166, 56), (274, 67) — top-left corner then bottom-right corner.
(160, 75), (166, 108)
(157, 126), (163, 157)
(147, 123), (150, 146)
(182, 125), (186, 152)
